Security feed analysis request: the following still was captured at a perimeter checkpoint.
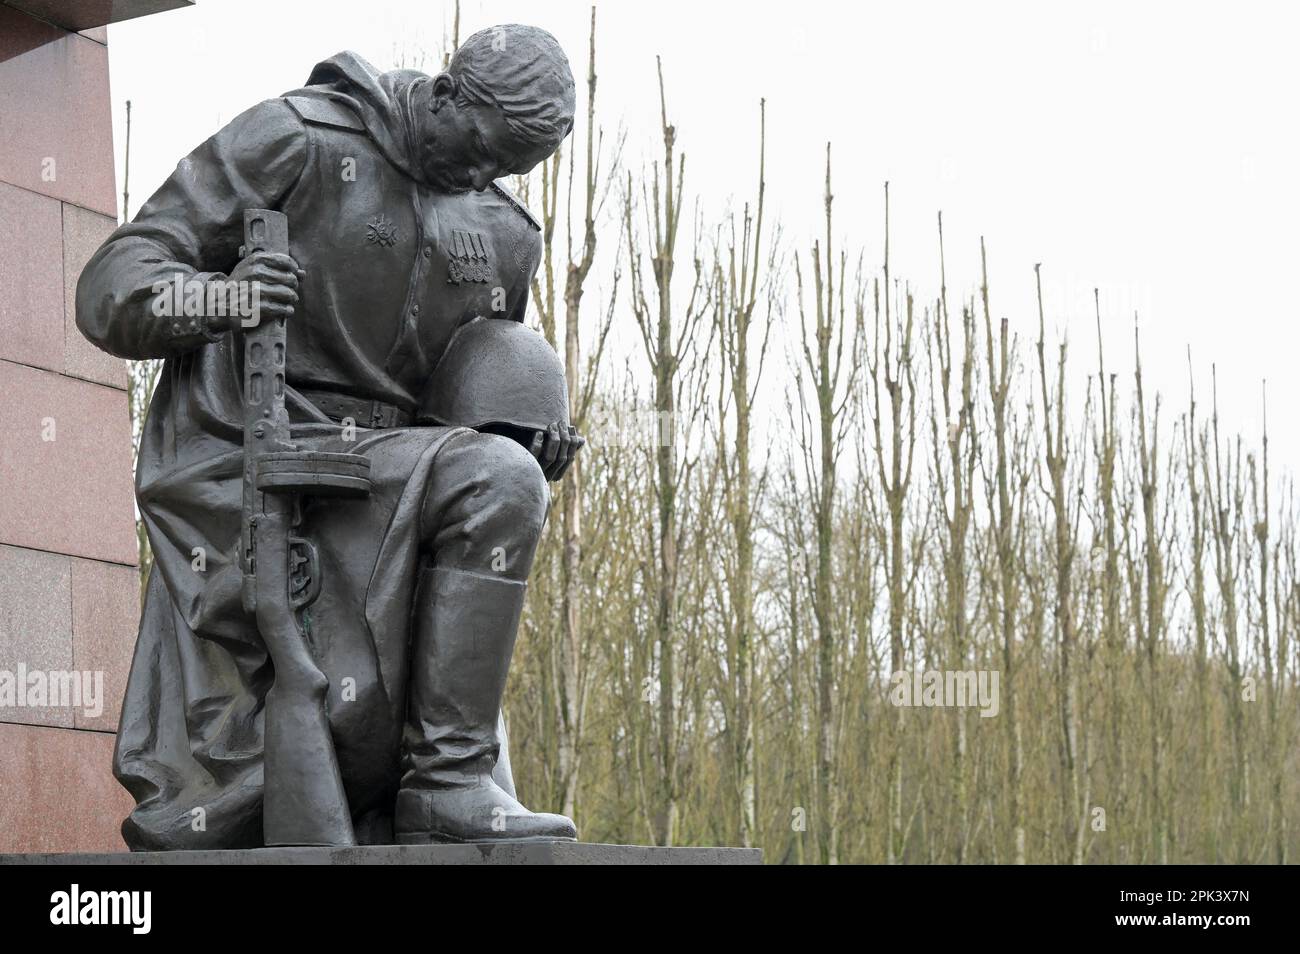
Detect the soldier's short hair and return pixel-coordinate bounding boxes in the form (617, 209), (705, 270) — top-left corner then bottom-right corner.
(449, 24), (576, 154)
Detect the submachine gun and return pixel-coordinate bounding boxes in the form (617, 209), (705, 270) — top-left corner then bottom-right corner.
(239, 208), (371, 847)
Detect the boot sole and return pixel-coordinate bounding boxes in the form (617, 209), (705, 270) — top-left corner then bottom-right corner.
(395, 832), (578, 846)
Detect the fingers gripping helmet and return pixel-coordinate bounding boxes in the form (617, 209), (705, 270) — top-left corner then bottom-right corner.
(420, 317), (569, 432)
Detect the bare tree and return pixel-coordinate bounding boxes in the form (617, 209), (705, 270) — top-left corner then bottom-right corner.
(711, 99), (776, 847)
(622, 57), (712, 846)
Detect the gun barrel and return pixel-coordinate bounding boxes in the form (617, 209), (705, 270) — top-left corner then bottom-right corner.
(240, 209), (291, 612)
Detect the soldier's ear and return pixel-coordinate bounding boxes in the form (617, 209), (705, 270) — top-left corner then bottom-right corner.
(429, 72), (458, 114)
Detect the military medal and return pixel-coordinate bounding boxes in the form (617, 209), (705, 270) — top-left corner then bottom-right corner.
(447, 228), (491, 284)
(365, 213), (399, 247)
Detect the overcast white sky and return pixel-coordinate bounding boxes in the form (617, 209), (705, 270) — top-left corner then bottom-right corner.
(104, 0), (1300, 475)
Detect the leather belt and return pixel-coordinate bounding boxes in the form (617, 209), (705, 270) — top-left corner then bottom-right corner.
(298, 388), (413, 429)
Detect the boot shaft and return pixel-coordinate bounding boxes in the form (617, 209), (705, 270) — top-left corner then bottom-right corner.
(402, 567), (526, 788)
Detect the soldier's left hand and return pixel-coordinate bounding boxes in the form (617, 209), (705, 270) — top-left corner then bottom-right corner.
(530, 422), (585, 482)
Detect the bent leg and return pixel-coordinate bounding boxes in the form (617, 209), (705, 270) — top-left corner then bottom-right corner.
(420, 429), (540, 799)
(397, 430), (574, 841)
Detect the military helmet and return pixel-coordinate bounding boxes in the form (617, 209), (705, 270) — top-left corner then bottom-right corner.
(421, 317), (568, 431)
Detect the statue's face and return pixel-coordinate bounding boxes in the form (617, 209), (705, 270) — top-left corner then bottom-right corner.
(417, 73), (552, 193)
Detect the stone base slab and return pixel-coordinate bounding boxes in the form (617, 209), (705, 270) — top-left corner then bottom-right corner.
(1, 842), (761, 865)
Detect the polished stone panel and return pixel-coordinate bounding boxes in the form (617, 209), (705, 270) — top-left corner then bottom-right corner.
(0, 359), (137, 564)
(0, 182), (65, 373)
(0, 6), (116, 217)
(3, 0), (193, 32)
(62, 202), (126, 387)
(71, 556), (138, 730)
(0, 545), (75, 728)
(0, 0), (175, 866)
(0, 722), (130, 853)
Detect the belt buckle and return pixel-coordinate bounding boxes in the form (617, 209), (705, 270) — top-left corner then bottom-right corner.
(369, 401), (387, 429)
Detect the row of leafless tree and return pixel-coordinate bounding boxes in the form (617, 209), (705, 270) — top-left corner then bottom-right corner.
(503, 9), (1298, 863)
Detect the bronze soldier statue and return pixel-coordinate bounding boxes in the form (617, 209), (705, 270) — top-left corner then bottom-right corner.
(76, 24), (583, 848)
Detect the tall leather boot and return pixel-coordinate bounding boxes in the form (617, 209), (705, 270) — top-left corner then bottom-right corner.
(395, 566), (577, 843)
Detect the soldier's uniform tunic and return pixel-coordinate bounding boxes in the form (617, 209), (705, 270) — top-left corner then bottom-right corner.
(76, 53), (546, 849)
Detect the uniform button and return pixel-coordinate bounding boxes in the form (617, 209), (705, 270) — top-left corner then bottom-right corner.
(423, 246), (432, 258)
(411, 305), (420, 315)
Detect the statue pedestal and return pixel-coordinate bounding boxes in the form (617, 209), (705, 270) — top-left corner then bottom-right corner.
(1, 842), (761, 865)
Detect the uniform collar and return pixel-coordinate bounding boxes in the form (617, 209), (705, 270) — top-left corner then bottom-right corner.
(289, 51), (431, 185)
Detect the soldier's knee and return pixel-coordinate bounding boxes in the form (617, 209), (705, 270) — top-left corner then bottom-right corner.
(422, 430), (550, 575)
(474, 432), (549, 540)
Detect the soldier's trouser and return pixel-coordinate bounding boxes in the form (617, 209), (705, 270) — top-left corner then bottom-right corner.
(396, 429), (576, 841)
(418, 429), (549, 583)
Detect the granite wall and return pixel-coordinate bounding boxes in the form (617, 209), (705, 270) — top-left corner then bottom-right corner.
(0, 0), (192, 852)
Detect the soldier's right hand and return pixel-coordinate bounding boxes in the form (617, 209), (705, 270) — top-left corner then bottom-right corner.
(220, 251), (305, 330)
